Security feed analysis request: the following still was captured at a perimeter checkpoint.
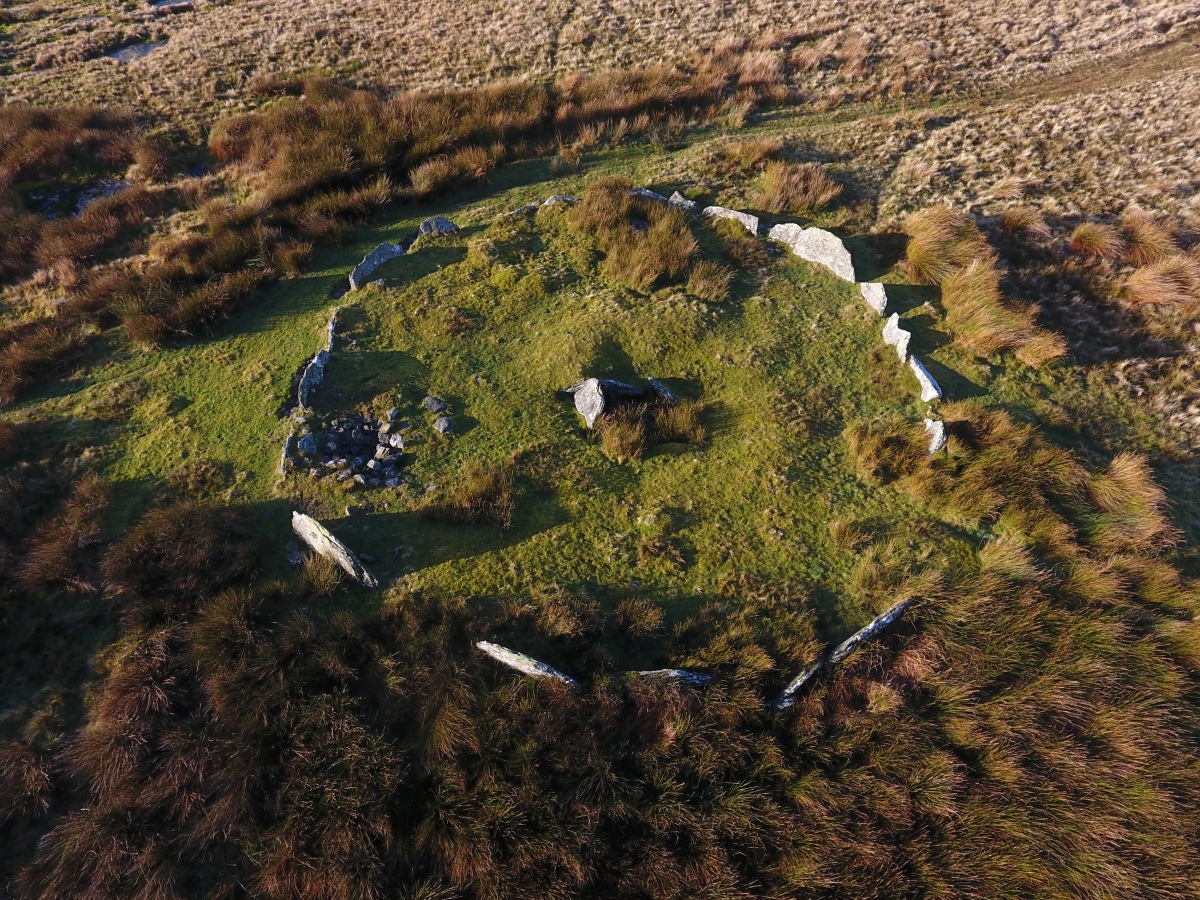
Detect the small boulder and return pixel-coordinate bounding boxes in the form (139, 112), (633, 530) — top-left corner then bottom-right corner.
(422, 395), (447, 413)
(419, 215), (458, 236)
(387, 433), (406, 449)
(859, 282), (888, 315)
(565, 378), (606, 429)
(669, 191), (697, 211)
(542, 194), (577, 206)
(630, 187), (669, 202)
(882, 313), (911, 363)
(767, 223), (855, 282)
(433, 416), (454, 435)
(924, 418), (947, 454)
(296, 433), (317, 455)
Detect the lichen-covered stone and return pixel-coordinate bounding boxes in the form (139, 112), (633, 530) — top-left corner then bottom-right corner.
(767, 222), (855, 281)
(859, 282), (887, 315)
(419, 215), (458, 236)
(291, 511), (379, 588)
(668, 191), (697, 210)
(630, 187), (669, 202)
(476, 641), (580, 689)
(632, 669), (712, 685)
(882, 313), (911, 363)
(567, 377), (606, 428)
(702, 205), (759, 235)
(924, 418), (947, 453)
(433, 416), (454, 435)
(349, 242), (404, 290)
(542, 194), (577, 206)
(910, 356), (942, 402)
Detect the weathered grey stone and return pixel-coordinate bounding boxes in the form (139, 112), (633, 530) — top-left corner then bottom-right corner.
(909, 357), (942, 402)
(775, 598), (915, 708)
(882, 313), (911, 363)
(296, 433), (317, 455)
(387, 433), (405, 449)
(422, 396), (447, 413)
(566, 378), (606, 428)
(632, 669), (712, 686)
(386, 407), (400, 421)
(924, 418), (947, 453)
(542, 194), (577, 206)
(630, 187), (669, 202)
(702, 205), (759, 235)
(366, 458), (381, 472)
(859, 282), (888, 315)
(476, 641), (581, 689)
(291, 511), (378, 588)
(668, 191), (697, 211)
(349, 242), (404, 291)
(433, 416), (454, 434)
(385, 476), (402, 488)
(297, 350), (329, 408)
(419, 215), (458, 236)
(648, 378), (677, 405)
(278, 432), (294, 476)
(767, 223), (855, 282)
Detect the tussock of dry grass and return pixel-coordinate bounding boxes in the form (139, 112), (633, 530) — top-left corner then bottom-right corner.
(1123, 254), (1200, 305)
(686, 260), (733, 302)
(758, 160), (841, 215)
(418, 461), (518, 529)
(903, 203), (993, 285)
(1070, 221), (1126, 258)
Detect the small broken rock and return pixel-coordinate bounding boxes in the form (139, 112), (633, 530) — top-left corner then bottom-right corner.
(859, 282), (888, 315)
(924, 418), (947, 453)
(702, 205), (759, 235)
(910, 357), (942, 402)
(882, 313), (911, 363)
(422, 395), (447, 413)
(433, 416), (454, 434)
(419, 215), (458, 236)
(668, 191), (697, 210)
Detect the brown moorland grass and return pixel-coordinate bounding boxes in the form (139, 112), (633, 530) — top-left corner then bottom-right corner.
(758, 159), (842, 215)
(1070, 221), (1126, 259)
(418, 461), (519, 529)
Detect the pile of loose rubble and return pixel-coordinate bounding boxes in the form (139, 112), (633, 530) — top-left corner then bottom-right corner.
(294, 410), (408, 489)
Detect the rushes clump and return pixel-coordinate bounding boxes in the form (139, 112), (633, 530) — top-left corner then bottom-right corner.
(686, 260), (733, 302)
(1070, 221), (1125, 259)
(758, 160), (842, 215)
(599, 397), (706, 463)
(903, 203), (993, 284)
(1121, 208), (1178, 266)
(1122, 255), (1200, 305)
(419, 461), (518, 529)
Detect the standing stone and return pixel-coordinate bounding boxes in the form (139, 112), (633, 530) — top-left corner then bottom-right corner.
(702, 205), (759, 235)
(419, 215), (458, 236)
(924, 418), (947, 453)
(476, 641), (581, 689)
(349, 242), (405, 291)
(291, 511), (379, 588)
(910, 356), (942, 402)
(566, 378), (606, 428)
(767, 223), (855, 282)
(669, 191), (698, 211)
(859, 282), (888, 315)
(882, 313), (911, 363)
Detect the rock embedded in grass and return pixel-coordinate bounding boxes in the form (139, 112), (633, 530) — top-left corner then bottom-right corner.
(882, 313), (911, 363)
(422, 395), (447, 413)
(433, 416), (454, 435)
(476, 641), (580, 689)
(925, 417), (947, 453)
(349, 241), (405, 290)
(630, 187), (669, 202)
(859, 282), (888, 315)
(768, 222), (855, 282)
(419, 215), (458, 236)
(669, 191), (698, 210)
(703, 205), (759, 235)
(910, 357), (942, 402)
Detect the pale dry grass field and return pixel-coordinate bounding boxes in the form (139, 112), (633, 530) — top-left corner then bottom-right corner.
(1, 0), (1197, 131)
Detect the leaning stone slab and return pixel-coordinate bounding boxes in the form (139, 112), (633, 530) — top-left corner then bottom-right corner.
(767, 223), (855, 282)
(702, 205), (759, 235)
(476, 641), (581, 689)
(291, 511), (379, 588)
(669, 191), (697, 211)
(910, 356), (942, 402)
(882, 313), (911, 363)
(859, 282), (887, 315)
(631, 187), (669, 202)
(419, 215), (458, 236)
(349, 242), (404, 291)
(774, 598), (915, 708)
(648, 378), (677, 405)
(631, 669), (712, 686)
(924, 418), (947, 454)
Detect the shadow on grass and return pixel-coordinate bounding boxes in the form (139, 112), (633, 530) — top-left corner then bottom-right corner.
(845, 232), (906, 282)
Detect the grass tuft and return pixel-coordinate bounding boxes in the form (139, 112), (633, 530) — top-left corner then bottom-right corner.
(758, 160), (841, 215)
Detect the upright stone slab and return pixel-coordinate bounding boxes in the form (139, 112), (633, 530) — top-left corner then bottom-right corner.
(910, 356), (942, 402)
(859, 282), (887, 315)
(668, 191), (697, 210)
(882, 313), (911, 363)
(476, 641), (581, 689)
(291, 511), (379, 588)
(566, 378), (606, 428)
(767, 223), (855, 282)
(924, 418), (947, 453)
(702, 205), (759, 236)
(349, 242), (404, 291)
